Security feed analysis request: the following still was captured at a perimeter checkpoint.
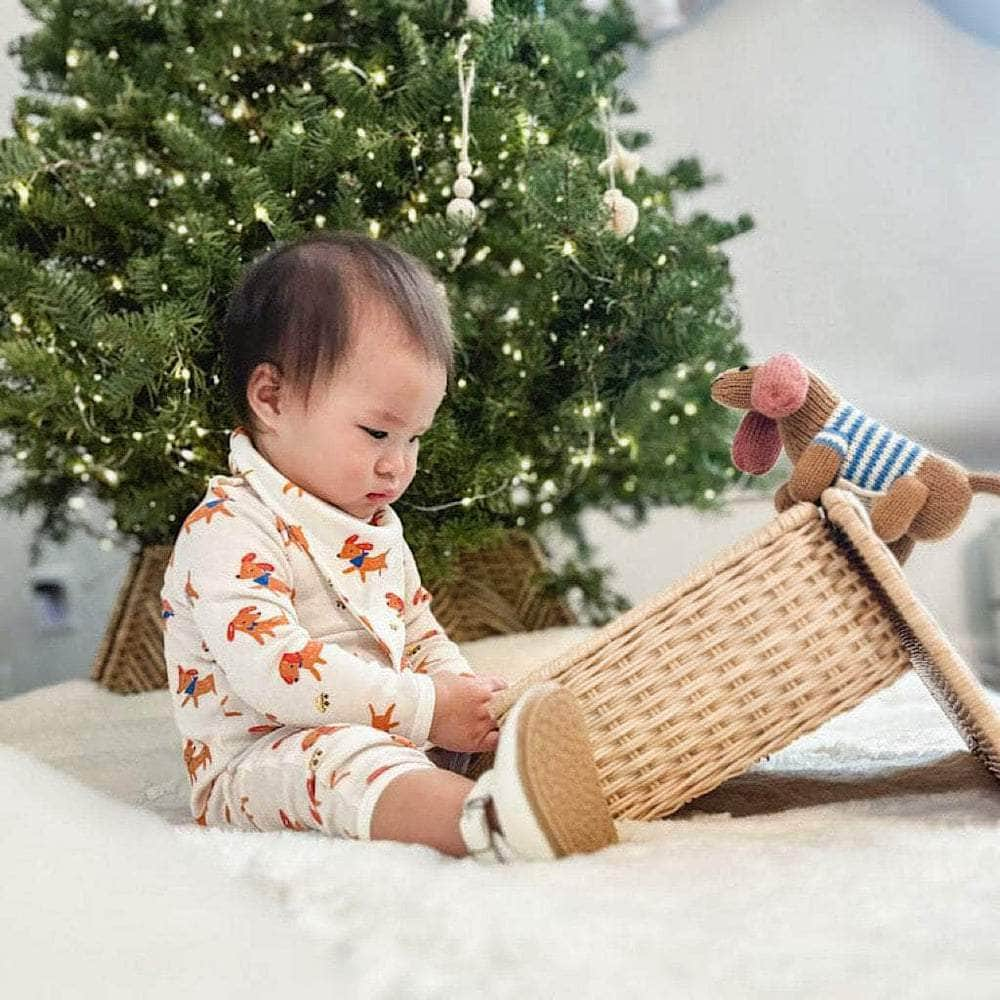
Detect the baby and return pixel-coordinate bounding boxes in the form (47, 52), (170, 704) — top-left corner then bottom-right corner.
(161, 230), (617, 863)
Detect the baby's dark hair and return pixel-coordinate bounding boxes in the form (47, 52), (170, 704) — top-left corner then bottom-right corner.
(220, 229), (455, 435)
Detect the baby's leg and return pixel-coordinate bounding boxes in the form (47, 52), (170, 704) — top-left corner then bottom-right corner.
(199, 725), (496, 857)
(368, 768), (477, 857)
(367, 745), (498, 857)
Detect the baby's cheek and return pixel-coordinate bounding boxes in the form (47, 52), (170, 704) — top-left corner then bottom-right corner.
(343, 446), (369, 473)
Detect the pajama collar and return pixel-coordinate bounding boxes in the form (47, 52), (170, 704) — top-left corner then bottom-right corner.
(224, 427), (408, 669)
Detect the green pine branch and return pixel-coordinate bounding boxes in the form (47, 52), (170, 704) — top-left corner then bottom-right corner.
(0, 0), (767, 624)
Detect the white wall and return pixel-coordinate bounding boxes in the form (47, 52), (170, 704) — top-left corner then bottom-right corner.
(0, 504), (134, 696)
(0, 0), (32, 127)
(549, 0), (1000, 683)
(548, 0), (1000, 682)
(620, 0), (1000, 466)
(0, 0), (998, 698)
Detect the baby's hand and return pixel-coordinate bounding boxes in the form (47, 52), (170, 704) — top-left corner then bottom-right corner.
(428, 672), (508, 753)
(475, 674), (509, 692)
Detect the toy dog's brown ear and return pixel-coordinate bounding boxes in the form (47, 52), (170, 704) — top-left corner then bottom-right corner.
(732, 410), (782, 474)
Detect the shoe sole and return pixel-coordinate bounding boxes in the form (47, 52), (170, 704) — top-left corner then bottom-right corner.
(494, 680), (619, 858)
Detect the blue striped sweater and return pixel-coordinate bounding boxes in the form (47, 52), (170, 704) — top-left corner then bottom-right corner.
(813, 401), (927, 496)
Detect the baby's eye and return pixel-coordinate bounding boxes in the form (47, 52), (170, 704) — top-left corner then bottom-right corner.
(362, 427), (421, 443)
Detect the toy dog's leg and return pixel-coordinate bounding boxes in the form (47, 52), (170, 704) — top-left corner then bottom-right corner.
(774, 480), (797, 513)
(869, 475), (929, 543)
(886, 533), (915, 566)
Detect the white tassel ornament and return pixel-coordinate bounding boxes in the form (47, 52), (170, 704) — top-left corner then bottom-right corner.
(598, 136), (642, 186)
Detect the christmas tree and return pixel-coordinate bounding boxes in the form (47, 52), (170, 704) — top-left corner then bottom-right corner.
(0, 0), (764, 626)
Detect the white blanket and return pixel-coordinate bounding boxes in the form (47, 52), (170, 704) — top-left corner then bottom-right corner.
(2, 626), (999, 998)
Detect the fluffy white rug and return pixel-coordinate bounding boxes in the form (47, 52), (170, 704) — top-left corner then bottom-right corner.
(3, 629), (1000, 997)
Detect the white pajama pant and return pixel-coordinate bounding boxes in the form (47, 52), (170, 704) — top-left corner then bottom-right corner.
(201, 723), (480, 840)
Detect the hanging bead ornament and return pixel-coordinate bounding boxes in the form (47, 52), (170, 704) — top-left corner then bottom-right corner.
(446, 35), (479, 225)
(466, 0), (493, 21)
(445, 38), (477, 225)
(597, 99), (640, 238)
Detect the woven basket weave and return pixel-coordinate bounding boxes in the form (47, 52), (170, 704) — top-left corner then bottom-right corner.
(90, 529), (576, 695)
(466, 488), (1000, 821)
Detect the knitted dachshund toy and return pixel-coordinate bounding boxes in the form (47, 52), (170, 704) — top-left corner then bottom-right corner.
(710, 352), (1000, 565)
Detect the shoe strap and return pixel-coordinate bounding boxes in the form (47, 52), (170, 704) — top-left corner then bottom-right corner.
(459, 773), (516, 864)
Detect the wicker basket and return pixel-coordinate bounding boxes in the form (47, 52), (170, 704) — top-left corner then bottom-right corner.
(90, 529), (577, 695)
(467, 488), (1000, 821)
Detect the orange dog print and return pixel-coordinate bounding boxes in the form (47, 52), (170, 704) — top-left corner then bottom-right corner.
(239, 794), (263, 832)
(366, 761), (411, 786)
(248, 714), (286, 739)
(183, 738), (212, 783)
(275, 515), (310, 555)
(278, 639), (326, 684)
(299, 724), (352, 751)
(369, 702), (400, 733)
(338, 534), (389, 583)
(227, 606), (289, 644)
(304, 743), (355, 826)
(403, 629), (445, 673)
(279, 809), (308, 831)
(176, 665), (217, 708)
(237, 552), (294, 598)
(183, 486), (235, 532)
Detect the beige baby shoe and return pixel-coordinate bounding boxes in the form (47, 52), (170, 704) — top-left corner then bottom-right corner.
(458, 681), (619, 863)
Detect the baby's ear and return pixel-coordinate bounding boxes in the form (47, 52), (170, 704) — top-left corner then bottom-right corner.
(246, 361), (285, 427)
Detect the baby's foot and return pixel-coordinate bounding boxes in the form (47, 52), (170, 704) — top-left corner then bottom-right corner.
(458, 682), (618, 863)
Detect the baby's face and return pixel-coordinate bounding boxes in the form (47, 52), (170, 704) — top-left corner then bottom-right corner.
(249, 296), (447, 519)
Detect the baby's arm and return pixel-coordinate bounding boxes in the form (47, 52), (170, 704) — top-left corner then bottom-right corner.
(400, 540), (478, 678)
(173, 502), (436, 744)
